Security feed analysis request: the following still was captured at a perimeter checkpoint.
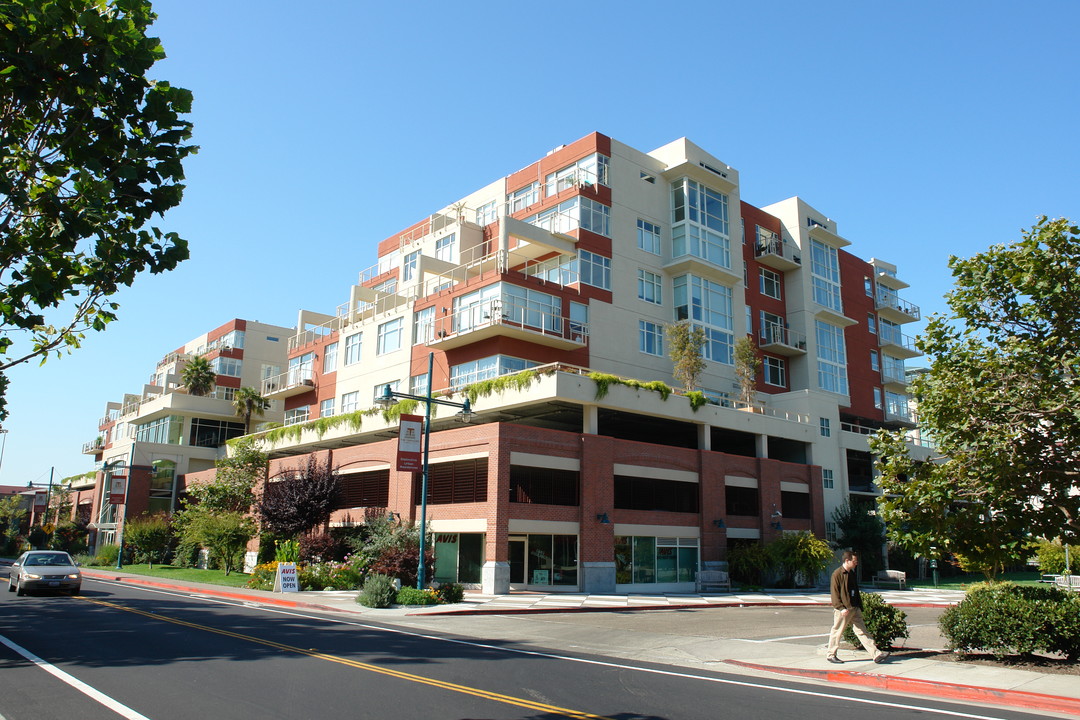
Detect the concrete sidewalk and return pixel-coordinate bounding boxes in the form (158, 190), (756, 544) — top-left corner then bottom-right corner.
(77, 568), (1080, 717)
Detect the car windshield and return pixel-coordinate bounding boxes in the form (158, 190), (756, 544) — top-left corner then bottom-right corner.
(25, 553), (72, 567)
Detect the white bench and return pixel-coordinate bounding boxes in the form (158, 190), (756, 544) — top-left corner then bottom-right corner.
(1054, 574), (1080, 591)
(871, 569), (906, 590)
(697, 561), (732, 593)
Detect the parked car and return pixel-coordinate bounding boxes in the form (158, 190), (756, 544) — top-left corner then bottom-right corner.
(7, 551), (82, 596)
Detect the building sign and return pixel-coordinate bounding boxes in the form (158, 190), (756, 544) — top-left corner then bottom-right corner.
(109, 472), (128, 505)
(274, 562), (299, 593)
(397, 414), (423, 471)
(32, 492), (46, 512)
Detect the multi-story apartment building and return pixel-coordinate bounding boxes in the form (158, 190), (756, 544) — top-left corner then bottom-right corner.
(78, 319), (292, 549)
(188, 133), (927, 594)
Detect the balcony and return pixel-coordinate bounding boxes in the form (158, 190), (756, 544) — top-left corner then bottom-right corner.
(262, 368), (315, 399)
(759, 323), (807, 356)
(81, 438), (104, 455)
(877, 329), (922, 359)
(881, 367), (909, 392)
(884, 402), (917, 428)
(428, 299), (588, 351)
(875, 289), (921, 323)
(754, 238), (801, 272)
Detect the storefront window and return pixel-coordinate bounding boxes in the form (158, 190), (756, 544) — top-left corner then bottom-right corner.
(616, 536), (699, 586)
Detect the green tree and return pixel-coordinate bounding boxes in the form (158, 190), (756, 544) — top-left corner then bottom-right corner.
(180, 356), (215, 397)
(183, 510), (255, 575)
(831, 499), (885, 579)
(123, 513), (171, 567)
(232, 386), (270, 433)
(667, 321), (706, 391)
(871, 217), (1080, 579)
(733, 335), (761, 406)
(767, 531), (833, 588)
(0, 0), (195, 420)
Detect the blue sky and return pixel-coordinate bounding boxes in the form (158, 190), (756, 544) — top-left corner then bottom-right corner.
(3, 0), (1077, 488)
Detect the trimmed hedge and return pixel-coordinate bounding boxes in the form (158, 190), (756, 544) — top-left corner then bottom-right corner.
(843, 592), (910, 650)
(939, 582), (1080, 660)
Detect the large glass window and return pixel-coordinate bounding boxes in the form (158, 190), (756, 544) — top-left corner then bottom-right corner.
(340, 391), (359, 414)
(320, 398), (335, 417)
(211, 356), (242, 377)
(883, 354), (906, 381)
(524, 196), (610, 237)
(615, 536), (698, 585)
(413, 306), (435, 344)
(522, 534), (577, 586)
(475, 200), (498, 226)
(148, 459), (177, 515)
(509, 182), (540, 213)
(578, 250), (611, 290)
(639, 320), (664, 356)
(376, 317), (403, 355)
(759, 268), (781, 299)
(816, 320), (849, 394)
(450, 355), (537, 388)
(637, 219), (661, 254)
(189, 417), (245, 447)
(344, 332), (362, 365)
(401, 250), (419, 283)
(136, 415), (184, 445)
(435, 233), (456, 262)
(545, 153), (609, 195)
(322, 342), (338, 374)
(810, 239), (843, 312)
(637, 269), (662, 304)
(764, 356), (786, 387)
(672, 178), (730, 268)
(284, 406), (310, 425)
(674, 274), (734, 364)
(288, 352), (314, 385)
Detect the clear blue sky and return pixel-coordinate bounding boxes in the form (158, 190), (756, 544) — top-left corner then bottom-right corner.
(3, 0), (1077, 488)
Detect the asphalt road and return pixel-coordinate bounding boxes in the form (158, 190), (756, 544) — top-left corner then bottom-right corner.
(0, 575), (1050, 720)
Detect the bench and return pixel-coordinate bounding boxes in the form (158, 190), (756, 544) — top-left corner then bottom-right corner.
(870, 569), (906, 590)
(1054, 574), (1080, 591)
(697, 561), (732, 593)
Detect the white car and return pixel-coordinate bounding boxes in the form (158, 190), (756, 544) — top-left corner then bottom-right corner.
(8, 551), (82, 596)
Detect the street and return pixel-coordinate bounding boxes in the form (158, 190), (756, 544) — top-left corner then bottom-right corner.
(0, 575), (1053, 720)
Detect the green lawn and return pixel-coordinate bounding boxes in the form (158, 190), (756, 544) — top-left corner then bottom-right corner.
(89, 564), (253, 589)
(905, 569), (1044, 590)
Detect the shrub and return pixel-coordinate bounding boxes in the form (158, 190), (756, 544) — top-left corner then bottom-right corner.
(435, 582), (465, 604)
(767, 531), (832, 588)
(247, 561), (279, 591)
(1034, 538), (1078, 575)
(369, 545), (433, 588)
(843, 592), (909, 650)
(939, 582), (1080, 660)
(357, 573), (397, 608)
(93, 543), (120, 566)
(300, 560), (365, 591)
(50, 521), (88, 555)
(396, 586), (439, 606)
(728, 542), (771, 586)
(300, 533), (346, 563)
(275, 538), (300, 563)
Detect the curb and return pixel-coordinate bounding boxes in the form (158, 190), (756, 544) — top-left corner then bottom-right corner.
(723, 659), (1080, 717)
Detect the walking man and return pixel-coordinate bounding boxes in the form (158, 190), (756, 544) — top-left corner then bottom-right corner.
(826, 550), (889, 664)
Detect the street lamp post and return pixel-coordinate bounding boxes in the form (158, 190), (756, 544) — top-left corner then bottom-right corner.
(376, 352), (473, 589)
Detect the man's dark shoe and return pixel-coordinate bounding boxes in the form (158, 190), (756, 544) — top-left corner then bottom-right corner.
(826, 655), (843, 664)
(873, 652), (890, 664)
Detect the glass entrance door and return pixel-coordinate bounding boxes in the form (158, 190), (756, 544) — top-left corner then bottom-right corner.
(508, 537), (525, 584)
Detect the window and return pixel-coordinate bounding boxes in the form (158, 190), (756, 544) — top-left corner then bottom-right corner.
(340, 391), (359, 414)
(637, 269), (662, 304)
(674, 274), (734, 364)
(615, 476), (699, 513)
(819, 417), (831, 437)
(450, 355), (537, 388)
(822, 469), (834, 489)
(377, 317), (403, 355)
(759, 310), (785, 345)
(212, 385), (236, 401)
(874, 387), (883, 409)
(410, 374), (429, 397)
(211, 356), (241, 377)
(344, 333), (362, 365)
(137, 415), (184, 445)
(614, 536), (699, 585)
(864, 277), (874, 296)
(189, 417), (244, 447)
(413, 306), (435, 345)
(640, 171), (655, 184)
(763, 356), (786, 387)
(781, 490), (811, 519)
(509, 182), (539, 212)
(868, 313), (877, 334)
(284, 406), (310, 425)
(475, 200), (498, 226)
(288, 352), (314, 385)
(870, 350), (880, 371)
(401, 250), (419, 283)
(637, 219), (661, 254)
(639, 320), (664, 356)
(415, 458), (488, 505)
(544, 153), (609, 195)
(880, 318), (904, 345)
(672, 178), (730, 268)
(373, 381), (399, 402)
(322, 342), (338, 374)
(569, 301), (588, 341)
(886, 391), (910, 420)
(320, 398), (335, 417)
(501, 283), (561, 332)
(883, 354), (906, 382)
(810, 239), (842, 312)
(816, 320), (849, 395)
(825, 521), (837, 544)
(579, 250), (611, 290)
(725, 485), (759, 516)
(435, 233), (456, 262)
(759, 268), (781, 300)
(524, 196), (610, 237)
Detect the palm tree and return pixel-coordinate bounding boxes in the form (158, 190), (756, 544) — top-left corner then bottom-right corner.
(233, 386), (270, 433)
(181, 356), (216, 396)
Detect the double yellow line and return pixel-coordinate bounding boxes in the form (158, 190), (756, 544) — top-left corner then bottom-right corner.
(79, 596), (611, 719)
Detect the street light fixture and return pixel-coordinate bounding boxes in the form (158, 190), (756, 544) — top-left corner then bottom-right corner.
(375, 352), (474, 589)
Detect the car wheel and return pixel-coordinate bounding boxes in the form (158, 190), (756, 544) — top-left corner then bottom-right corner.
(15, 577), (25, 596)
(6, 577), (13, 592)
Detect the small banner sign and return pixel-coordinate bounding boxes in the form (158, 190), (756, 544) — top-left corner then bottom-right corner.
(396, 414), (423, 471)
(109, 473), (127, 505)
(32, 491), (46, 511)
(274, 562), (299, 593)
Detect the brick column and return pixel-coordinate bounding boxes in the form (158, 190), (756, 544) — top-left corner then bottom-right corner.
(579, 433), (616, 592)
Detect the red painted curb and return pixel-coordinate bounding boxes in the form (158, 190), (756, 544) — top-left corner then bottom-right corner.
(723, 659), (1080, 717)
